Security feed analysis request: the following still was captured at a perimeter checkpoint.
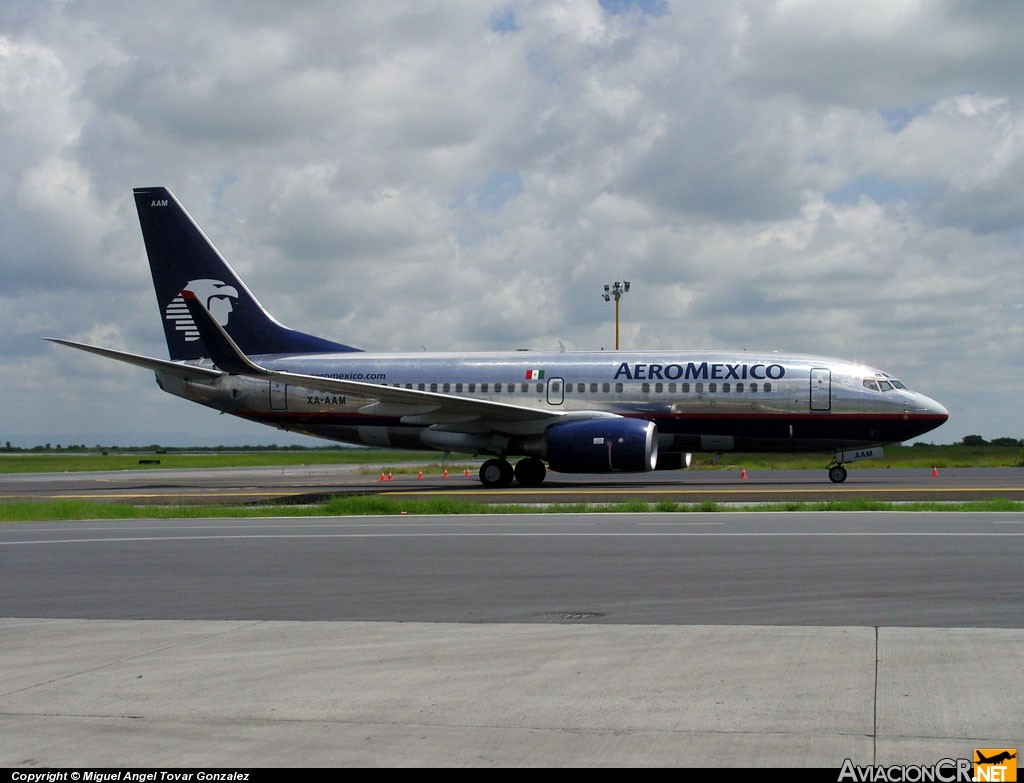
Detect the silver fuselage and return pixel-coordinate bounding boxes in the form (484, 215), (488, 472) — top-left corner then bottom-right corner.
(156, 349), (949, 457)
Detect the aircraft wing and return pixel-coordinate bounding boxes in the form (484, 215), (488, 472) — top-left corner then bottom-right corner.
(177, 289), (606, 432)
(267, 367), (581, 426)
(45, 338), (222, 382)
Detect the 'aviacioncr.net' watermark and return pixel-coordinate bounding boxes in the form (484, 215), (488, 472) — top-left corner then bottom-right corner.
(837, 750), (1017, 783)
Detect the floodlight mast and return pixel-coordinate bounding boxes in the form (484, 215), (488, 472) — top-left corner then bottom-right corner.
(601, 280), (630, 349)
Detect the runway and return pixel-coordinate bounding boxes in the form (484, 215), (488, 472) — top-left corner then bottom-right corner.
(1, 507), (1022, 767)
(2, 512), (1022, 626)
(1, 464), (1022, 504)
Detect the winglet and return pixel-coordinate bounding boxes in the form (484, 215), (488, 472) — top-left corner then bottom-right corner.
(180, 289), (267, 374)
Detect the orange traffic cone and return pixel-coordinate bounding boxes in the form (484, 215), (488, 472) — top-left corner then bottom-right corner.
(388, 470), (393, 481)
(741, 468), (747, 479)
(465, 467), (470, 478)
(380, 471), (386, 482)
(417, 470), (423, 480)
(932, 466), (938, 477)
(443, 467), (449, 478)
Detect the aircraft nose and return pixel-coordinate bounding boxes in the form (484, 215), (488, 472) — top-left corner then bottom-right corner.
(915, 394), (949, 421)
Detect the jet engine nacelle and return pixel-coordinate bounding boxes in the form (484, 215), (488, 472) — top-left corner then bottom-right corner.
(545, 418), (658, 473)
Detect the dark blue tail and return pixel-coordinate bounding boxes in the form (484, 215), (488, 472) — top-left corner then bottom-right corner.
(134, 187), (361, 361)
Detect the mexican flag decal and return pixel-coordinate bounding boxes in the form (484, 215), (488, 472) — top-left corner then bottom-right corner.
(524, 369), (546, 380)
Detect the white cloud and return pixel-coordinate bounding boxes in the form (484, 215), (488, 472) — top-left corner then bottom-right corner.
(1, 0), (1022, 445)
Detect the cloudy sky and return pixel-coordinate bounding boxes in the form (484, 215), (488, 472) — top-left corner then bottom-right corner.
(2, 0), (1022, 447)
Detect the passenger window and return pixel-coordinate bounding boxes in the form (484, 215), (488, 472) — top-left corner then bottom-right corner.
(750, 383), (757, 393)
(682, 383), (690, 393)
(521, 383), (528, 392)
(430, 383), (438, 392)
(668, 383), (676, 393)
(443, 383), (450, 393)
(536, 383), (543, 393)
(602, 383), (610, 393)
(455, 383), (463, 392)
(495, 382), (502, 392)
(417, 383), (425, 391)
(615, 382), (623, 393)
(722, 383), (730, 393)
(655, 382), (663, 393)
(695, 383), (703, 393)
(709, 383), (717, 393)
(481, 383), (488, 392)
(736, 382), (744, 393)
(764, 382), (772, 393)
(590, 383), (598, 393)
(642, 382), (650, 393)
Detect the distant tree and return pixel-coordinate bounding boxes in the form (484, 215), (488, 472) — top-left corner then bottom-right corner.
(990, 437), (1022, 447)
(961, 435), (987, 446)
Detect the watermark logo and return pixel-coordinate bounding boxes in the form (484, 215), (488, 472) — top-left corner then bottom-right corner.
(838, 758), (973, 782)
(165, 278), (239, 342)
(974, 749), (1017, 782)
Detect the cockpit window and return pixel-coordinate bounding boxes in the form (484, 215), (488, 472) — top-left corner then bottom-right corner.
(878, 380), (893, 391)
(890, 379), (907, 390)
(862, 379), (880, 392)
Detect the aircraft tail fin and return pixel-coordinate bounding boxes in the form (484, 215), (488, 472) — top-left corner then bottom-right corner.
(133, 187), (361, 361)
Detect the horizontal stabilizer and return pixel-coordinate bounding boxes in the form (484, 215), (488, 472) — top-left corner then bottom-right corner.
(46, 338), (222, 382)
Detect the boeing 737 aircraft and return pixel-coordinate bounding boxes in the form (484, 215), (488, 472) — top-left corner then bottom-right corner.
(49, 187), (949, 487)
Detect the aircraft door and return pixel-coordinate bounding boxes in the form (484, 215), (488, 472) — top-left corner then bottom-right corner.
(546, 377), (564, 406)
(810, 368), (831, 411)
(270, 381), (288, 411)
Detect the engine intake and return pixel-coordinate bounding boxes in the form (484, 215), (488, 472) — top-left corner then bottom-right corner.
(545, 418), (658, 473)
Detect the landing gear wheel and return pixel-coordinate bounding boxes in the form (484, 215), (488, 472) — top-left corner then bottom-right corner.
(828, 465), (848, 483)
(514, 457), (547, 487)
(479, 458), (514, 488)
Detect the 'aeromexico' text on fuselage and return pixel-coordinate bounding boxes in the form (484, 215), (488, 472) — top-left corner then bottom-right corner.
(613, 362), (787, 381)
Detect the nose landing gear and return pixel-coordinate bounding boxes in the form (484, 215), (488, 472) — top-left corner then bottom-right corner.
(827, 463), (848, 483)
(827, 446), (884, 482)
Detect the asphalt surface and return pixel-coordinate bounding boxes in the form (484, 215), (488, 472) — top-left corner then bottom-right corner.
(2, 512), (1021, 627)
(0, 466), (1019, 765)
(1, 464), (1022, 504)
(1, 467), (1021, 768)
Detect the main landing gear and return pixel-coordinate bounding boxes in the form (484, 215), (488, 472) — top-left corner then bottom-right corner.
(479, 457), (546, 488)
(827, 463), (848, 483)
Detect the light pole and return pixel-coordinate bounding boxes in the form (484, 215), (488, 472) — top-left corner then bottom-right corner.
(602, 280), (630, 350)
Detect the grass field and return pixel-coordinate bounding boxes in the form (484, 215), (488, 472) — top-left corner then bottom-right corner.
(0, 496), (1020, 523)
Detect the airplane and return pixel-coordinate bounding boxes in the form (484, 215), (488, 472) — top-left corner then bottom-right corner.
(48, 186), (949, 488)
(976, 751), (1016, 765)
